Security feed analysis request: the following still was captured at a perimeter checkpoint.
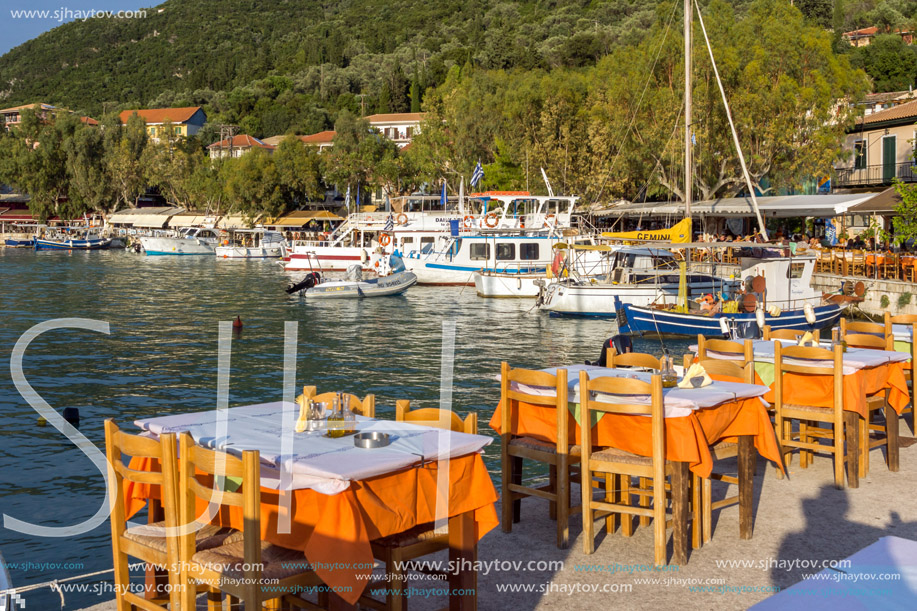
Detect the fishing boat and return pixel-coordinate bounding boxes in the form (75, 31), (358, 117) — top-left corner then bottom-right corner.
(4, 237), (34, 247)
(286, 255), (417, 299)
(538, 243), (737, 317)
(35, 229), (111, 250)
(615, 249), (843, 337)
(474, 263), (549, 298)
(139, 227), (219, 256)
(215, 228), (287, 259)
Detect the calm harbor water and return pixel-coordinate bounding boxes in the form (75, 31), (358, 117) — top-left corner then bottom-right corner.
(0, 248), (690, 609)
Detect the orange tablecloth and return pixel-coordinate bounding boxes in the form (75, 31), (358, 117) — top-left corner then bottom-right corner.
(489, 395), (782, 479)
(763, 361), (910, 420)
(125, 453), (498, 604)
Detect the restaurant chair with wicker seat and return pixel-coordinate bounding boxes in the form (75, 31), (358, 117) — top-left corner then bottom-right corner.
(774, 343), (855, 489)
(884, 313), (917, 433)
(500, 362), (580, 549)
(850, 250), (867, 276)
(105, 420), (183, 611)
(606, 351), (662, 370)
(360, 401), (479, 611)
(177, 433), (324, 611)
(579, 372), (685, 566)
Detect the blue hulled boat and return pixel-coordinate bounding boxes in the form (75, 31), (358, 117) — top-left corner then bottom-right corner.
(35, 236), (111, 250)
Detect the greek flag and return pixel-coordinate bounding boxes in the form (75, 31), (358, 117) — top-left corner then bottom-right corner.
(384, 214), (394, 231)
(470, 161), (484, 188)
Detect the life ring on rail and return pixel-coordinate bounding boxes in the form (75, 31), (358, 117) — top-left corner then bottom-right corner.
(543, 214), (556, 228)
(379, 234), (392, 247)
(463, 215), (474, 229)
(396, 213), (409, 225)
(484, 212), (499, 228)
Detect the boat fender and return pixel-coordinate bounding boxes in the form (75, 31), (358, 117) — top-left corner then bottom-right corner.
(360, 249), (368, 263)
(233, 316), (243, 329)
(803, 303), (816, 325)
(755, 308), (766, 329)
(719, 317), (730, 336)
(768, 305), (782, 317)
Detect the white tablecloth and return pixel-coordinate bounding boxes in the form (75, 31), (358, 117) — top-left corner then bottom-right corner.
(751, 536), (917, 610)
(691, 339), (909, 376)
(135, 402), (492, 494)
(892, 323), (914, 343)
(502, 364), (767, 419)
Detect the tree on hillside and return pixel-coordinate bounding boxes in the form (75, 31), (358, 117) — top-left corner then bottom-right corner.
(64, 123), (116, 213)
(223, 149), (285, 220)
(850, 33), (917, 90)
(273, 136), (325, 205)
(797, 0), (836, 27)
(324, 111), (403, 202)
(106, 113), (149, 209)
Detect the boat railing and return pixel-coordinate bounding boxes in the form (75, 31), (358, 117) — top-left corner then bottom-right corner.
(491, 261), (547, 275)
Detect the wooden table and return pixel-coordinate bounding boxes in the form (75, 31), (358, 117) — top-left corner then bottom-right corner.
(128, 403), (499, 610)
(696, 339), (911, 487)
(490, 365), (782, 562)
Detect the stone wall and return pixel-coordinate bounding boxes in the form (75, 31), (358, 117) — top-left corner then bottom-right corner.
(812, 273), (917, 316)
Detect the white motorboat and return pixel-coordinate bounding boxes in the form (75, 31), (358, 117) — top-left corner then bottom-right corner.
(140, 227), (219, 255)
(538, 246), (737, 318)
(474, 264), (548, 298)
(215, 229), (287, 259)
(286, 256), (417, 299)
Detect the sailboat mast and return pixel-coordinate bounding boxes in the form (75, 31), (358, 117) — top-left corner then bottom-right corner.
(684, 0), (692, 221)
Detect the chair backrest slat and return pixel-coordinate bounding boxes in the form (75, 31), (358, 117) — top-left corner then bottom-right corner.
(698, 358), (752, 383)
(395, 400), (477, 434)
(844, 333), (887, 350)
(607, 351), (661, 371)
(500, 362), (570, 451)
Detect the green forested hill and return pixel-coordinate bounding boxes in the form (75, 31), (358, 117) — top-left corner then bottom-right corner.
(0, 0), (720, 133)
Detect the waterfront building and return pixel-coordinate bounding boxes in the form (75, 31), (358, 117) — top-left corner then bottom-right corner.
(117, 106), (207, 141)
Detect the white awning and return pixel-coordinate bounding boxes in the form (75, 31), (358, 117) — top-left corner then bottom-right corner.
(595, 194), (877, 219)
(167, 214), (216, 228)
(131, 214), (173, 228)
(218, 215), (254, 229)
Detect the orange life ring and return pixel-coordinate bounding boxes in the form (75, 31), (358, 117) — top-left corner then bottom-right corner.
(379, 234), (392, 246)
(484, 212), (499, 228)
(463, 215), (474, 229)
(396, 213), (409, 225)
(543, 214), (556, 228)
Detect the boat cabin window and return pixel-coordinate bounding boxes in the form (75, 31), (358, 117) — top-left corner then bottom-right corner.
(420, 237), (435, 245)
(787, 262), (806, 279)
(401, 237), (413, 246)
(520, 243), (539, 260)
(470, 243), (490, 260)
(496, 243), (515, 260)
(420, 236), (436, 254)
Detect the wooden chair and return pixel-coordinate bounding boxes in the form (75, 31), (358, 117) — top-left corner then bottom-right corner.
(883, 253), (900, 280)
(762, 326), (819, 342)
(606, 350), (662, 370)
(177, 433), (324, 611)
(816, 251), (833, 274)
(774, 343), (854, 489)
(361, 401), (478, 611)
(885, 313), (917, 433)
(844, 333), (887, 349)
(309, 389), (376, 417)
(697, 336), (753, 364)
(840, 318), (886, 340)
(691, 358), (755, 547)
(104, 420), (182, 611)
(395, 399), (476, 434)
(579, 372), (685, 566)
(850, 250), (866, 276)
(500, 362), (579, 549)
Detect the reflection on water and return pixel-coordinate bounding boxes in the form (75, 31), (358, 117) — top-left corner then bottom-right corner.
(0, 248), (690, 608)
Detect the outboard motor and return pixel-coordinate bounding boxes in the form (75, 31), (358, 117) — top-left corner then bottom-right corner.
(286, 272), (321, 294)
(586, 334), (633, 366)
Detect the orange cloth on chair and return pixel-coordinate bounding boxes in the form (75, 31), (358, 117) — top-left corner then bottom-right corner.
(762, 362), (910, 420)
(124, 453), (498, 604)
(489, 396), (782, 479)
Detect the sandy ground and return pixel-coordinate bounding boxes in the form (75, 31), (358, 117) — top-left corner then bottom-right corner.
(78, 436), (917, 610)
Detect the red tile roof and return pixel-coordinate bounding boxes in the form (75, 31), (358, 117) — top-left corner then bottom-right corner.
(365, 113), (425, 123)
(118, 106), (203, 125)
(859, 97), (917, 125)
(206, 134), (273, 149)
(298, 130), (336, 144)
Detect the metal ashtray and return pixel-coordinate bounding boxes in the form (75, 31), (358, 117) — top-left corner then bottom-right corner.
(354, 431), (391, 449)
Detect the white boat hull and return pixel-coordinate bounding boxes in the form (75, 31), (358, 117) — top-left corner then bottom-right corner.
(294, 272), (418, 299)
(539, 280), (731, 317)
(216, 245), (286, 259)
(284, 245), (370, 272)
(474, 272), (545, 297)
(141, 236), (215, 255)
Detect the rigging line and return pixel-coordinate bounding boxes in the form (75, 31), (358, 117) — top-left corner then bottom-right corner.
(693, 0), (768, 240)
(592, 0), (680, 205)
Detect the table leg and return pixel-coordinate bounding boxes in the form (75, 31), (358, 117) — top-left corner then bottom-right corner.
(738, 436), (756, 540)
(670, 462), (689, 566)
(844, 412), (859, 489)
(886, 404), (900, 472)
(327, 593), (358, 610)
(449, 510), (478, 611)
(144, 498), (169, 601)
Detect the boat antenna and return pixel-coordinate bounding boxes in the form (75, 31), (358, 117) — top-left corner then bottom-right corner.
(540, 168), (555, 197)
(693, 0), (768, 241)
